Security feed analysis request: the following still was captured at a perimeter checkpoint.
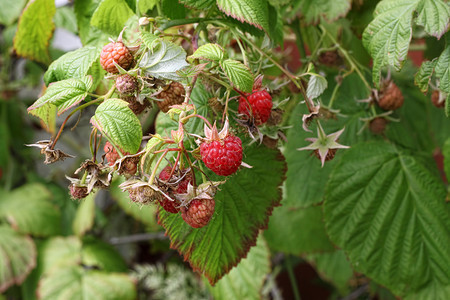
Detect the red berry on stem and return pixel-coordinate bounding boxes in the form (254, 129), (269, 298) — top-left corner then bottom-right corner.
(238, 90), (273, 125)
(181, 198), (215, 228)
(158, 165), (193, 213)
(100, 42), (133, 74)
(200, 135), (242, 176)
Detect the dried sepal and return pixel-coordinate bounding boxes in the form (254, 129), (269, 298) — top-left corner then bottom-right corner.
(26, 140), (74, 164)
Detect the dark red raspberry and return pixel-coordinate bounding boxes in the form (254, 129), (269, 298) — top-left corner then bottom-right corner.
(100, 42), (133, 74)
(238, 90), (273, 126)
(122, 96), (149, 115)
(318, 50), (342, 67)
(156, 82), (185, 113)
(116, 74), (138, 95)
(104, 141), (129, 166)
(200, 134), (242, 176)
(369, 117), (388, 135)
(181, 198), (215, 228)
(69, 184), (89, 200)
(378, 81), (404, 111)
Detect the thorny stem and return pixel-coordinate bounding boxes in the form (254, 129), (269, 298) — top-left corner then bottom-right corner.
(206, 74), (233, 91)
(182, 148), (197, 195)
(222, 89), (231, 123)
(184, 72), (199, 104)
(326, 79), (342, 109)
(180, 114), (213, 129)
(230, 28), (248, 66)
(158, 18), (211, 32)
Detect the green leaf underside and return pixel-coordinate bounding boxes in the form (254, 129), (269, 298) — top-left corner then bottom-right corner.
(0, 183), (61, 236)
(296, 0), (351, 24)
(90, 0), (135, 36)
(28, 76), (93, 122)
(220, 59), (253, 93)
(362, 0), (420, 86)
(324, 141), (450, 298)
(415, 0), (450, 39)
(190, 43), (225, 61)
(90, 99), (143, 154)
(435, 44), (450, 93)
(139, 40), (190, 81)
(264, 204), (334, 254)
(44, 46), (101, 85)
(13, 0), (55, 64)
(158, 145), (285, 285)
(38, 266), (136, 300)
(208, 235), (270, 300)
(307, 74), (328, 100)
(72, 194), (96, 237)
(305, 250), (354, 295)
(0, 226), (36, 293)
(140, 31), (159, 51)
(179, 0), (215, 10)
(216, 0), (269, 32)
(414, 60), (437, 93)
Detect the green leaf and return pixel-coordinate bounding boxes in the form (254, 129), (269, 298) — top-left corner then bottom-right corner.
(38, 266), (136, 300)
(28, 76), (93, 120)
(217, 0), (269, 32)
(90, 99), (143, 154)
(109, 178), (158, 229)
(446, 93), (450, 117)
(139, 40), (190, 81)
(179, 0), (215, 10)
(414, 60), (437, 93)
(158, 145), (285, 285)
(13, 0), (55, 64)
(220, 59), (253, 93)
(0, 183), (61, 236)
(38, 237), (82, 273)
(81, 238), (128, 272)
(138, 0), (159, 14)
(294, 0), (351, 24)
(72, 194), (96, 237)
(264, 204), (335, 254)
(74, 0), (110, 47)
(91, 0), (135, 36)
(363, 0), (421, 86)
(306, 74), (328, 100)
(415, 0), (450, 39)
(161, 0), (186, 19)
(44, 46), (101, 85)
(305, 250), (354, 295)
(189, 43), (225, 62)
(140, 31), (159, 50)
(0, 226), (36, 293)
(208, 235), (270, 299)
(435, 44), (450, 93)
(324, 141), (450, 298)
(0, 0), (26, 26)
(54, 6), (78, 34)
(443, 138), (450, 181)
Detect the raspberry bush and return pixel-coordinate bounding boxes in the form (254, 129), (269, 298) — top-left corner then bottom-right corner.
(1, 0), (450, 299)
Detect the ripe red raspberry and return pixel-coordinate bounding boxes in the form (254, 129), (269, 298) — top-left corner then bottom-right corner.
(104, 141), (129, 166)
(378, 81), (404, 111)
(200, 134), (242, 176)
(100, 42), (133, 73)
(156, 82), (185, 113)
(69, 184), (89, 200)
(158, 165), (193, 213)
(181, 198), (215, 228)
(116, 74), (138, 95)
(238, 90), (273, 126)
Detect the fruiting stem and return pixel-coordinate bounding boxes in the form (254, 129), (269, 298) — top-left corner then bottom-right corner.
(158, 18), (211, 32)
(230, 28), (248, 66)
(285, 255), (301, 300)
(80, 170), (88, 185)
(148, 148), (169, 185)
(222, 89), (231, 123)
(180, 114), (213, 130)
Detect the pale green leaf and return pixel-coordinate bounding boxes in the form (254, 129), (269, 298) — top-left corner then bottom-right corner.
(179, 0), (215, 10)
(0, 183), (61, 236)
(72, 194), (96, 237)
(28, 76), (93, 117)
(414, 60), (437, 93)
(217, 0), (269, 32)
(324, 141), (450, 298)
(38, 237), (82, 273)
(307, 74), (327, 100)
(81, 238), (128, 272)
(189, 43), (225, 61)
(138, 0), (159, 14)
(38, 266), (136, 300)
(264, 204), (335, 254)
(0, 0), (26, 26)
(158, 145), (285, 285)
(208, 235), (270, 300)
(295, 0), (351, 24)
(13, 0), (55, 64)
(90, 99), (143, 154)
(435, 44), (450, 93)
(415, 0), (450, 39)
(140, 31), (159, 50)
(74, 0), (110, 47)
(305, 250), (354, 295)
(91, 0), (135, 35)
(220, 59), (253, 93)
(0, 226), (36, 293)
(54, 6), (78, 34)
(139, 40), (189, 81)
(363, 0), (421, 86)
(44, 46), (101, 85)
